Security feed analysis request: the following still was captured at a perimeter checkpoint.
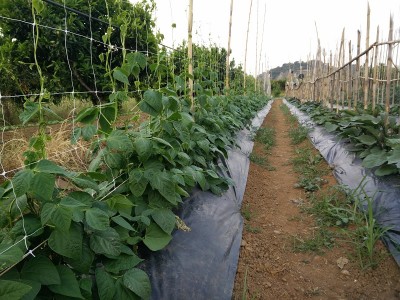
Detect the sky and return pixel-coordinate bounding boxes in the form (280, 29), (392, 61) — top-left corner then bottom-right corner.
(131, 0), (400, 74)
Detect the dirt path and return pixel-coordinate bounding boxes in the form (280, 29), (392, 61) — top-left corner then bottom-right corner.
(233, 99), (400, 299)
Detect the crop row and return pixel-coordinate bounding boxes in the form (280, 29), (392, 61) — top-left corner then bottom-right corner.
(0, 84), (268, 299)
(288, 98), (400, 176)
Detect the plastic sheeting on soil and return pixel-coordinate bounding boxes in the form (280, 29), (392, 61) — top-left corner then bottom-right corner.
(141, 101), (273, 300)
(283, 99), (400, 265)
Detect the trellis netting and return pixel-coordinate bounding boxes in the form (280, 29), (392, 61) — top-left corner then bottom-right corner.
(141, 101), (273, 299)
(284, 99), (400, 265)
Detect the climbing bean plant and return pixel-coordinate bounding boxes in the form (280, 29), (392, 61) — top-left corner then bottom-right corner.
(0, 1), (268, 299)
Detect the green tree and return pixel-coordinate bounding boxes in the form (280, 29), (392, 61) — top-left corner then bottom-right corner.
(0, 0), (158, 104)
(271, 79), (286, 97)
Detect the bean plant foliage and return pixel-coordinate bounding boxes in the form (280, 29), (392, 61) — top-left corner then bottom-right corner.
(288, 98), (400, 176)
(0, 51), (268, 300)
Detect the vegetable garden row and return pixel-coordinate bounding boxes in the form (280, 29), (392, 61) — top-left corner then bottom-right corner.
(0, 0), (269, 299)
(1, 0), (400, 299)
(282, 5), (400, 283)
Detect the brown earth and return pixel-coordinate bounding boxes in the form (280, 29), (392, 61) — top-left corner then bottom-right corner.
(233, 99), (400, 299)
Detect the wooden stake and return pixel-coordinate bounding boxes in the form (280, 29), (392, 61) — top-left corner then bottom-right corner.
(329, 51), (334, 110)
(363, 3), (371, 109)
(243, 0), (253, 91)
(313, 22), (321, 102)
(340, 28), (345, 110)
(385, 16), (393, 130)
(348, 41), (353, 108)
(188, 0), (194, 109)
(354, 30), (361, 108)
(392, 30), (399, 106)
(258, 2), (267, 94)
(255, 0), (259, 92)
(225, 0), (234, 92)
(336, 42), (341, 113)
(372, 26), (379, 111)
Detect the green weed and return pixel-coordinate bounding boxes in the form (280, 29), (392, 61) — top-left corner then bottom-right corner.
(242, 267), (249, 300)
(304, 187), (354, 227)
(245, 225), (261, 234)
(346, 182), (391, 269)
(292, 228), (335, 254)
(279, 104), (297, 124)
(254, 127), (276, 150)
(249, 153), (276, 171)
(292, 146), (327, 191)
(288, 125), (309, 145)
(249, 153), (266, 166)
(296, 176), (326, 192)
(241, 204), (252, 221)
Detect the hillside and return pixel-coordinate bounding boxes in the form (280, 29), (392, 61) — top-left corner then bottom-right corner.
(267, 61), (309, 80)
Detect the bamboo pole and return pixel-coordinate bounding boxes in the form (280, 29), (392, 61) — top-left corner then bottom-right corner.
(372, 26), (379, 111)
(263, 62), (266, 92)
(363, 3), (371, 109)
(254, 0), (259, 92)
(306, 54), (311, 99)
(243, 0), (253, 91)
(336, 43), (341, 113)
(348, 41), (352, 108)
(329, 51), (334, 110)
(187, 0), (194, 109)
(385, 16), (393, 130)
(225, 0), (234, 92)
(354, 30), (361, 108)
(258, 2), (267, 94)
(322, 50), (327, 104)
(377, 29), (383, 105)
(340, 29), (345, 110)
(380, 39), (387, 105)
(318, 49), (324, 102)
(313, 22), (321, 102)
(392, 31), (399, 106)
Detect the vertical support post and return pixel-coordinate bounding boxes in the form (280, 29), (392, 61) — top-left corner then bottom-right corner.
(385, 16), (393, 130)
(372, 26), (379, 111)
(348, 41), (353, 109)
(243, 0), (253, 92)
(188, 0), (194, 110)
(254, 0), (259, 92)
(225, 0), (234, 92)
(258, 2), (267, 94)
(339, 28), (345, 110)
(354, 30), (361, 108)
(329, 51), (334, 111)
(363, 3), (371, 109)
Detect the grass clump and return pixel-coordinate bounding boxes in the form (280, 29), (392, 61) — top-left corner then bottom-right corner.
(249, 126), (276, 171)
(254, 127), (276, 150)
(288, 125), (309, 145)
(345, 182), (391, 269)
(292, 146), (328, 192)
(245, 224), (261, 234)
(292, 227), (335, 254)
(249, 153), (266, 166)
(241, 204), (252, 221)
(279, 103), (309, 144)
(304, 187), (354, 227)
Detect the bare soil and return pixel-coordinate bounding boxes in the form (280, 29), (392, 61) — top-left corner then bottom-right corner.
(233, 99), (400, 299)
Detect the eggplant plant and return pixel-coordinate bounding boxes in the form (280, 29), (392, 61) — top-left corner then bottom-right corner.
(289, 98), (400, 177)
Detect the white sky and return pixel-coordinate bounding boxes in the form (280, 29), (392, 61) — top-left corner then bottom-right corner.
(131, 0), (400, 75)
